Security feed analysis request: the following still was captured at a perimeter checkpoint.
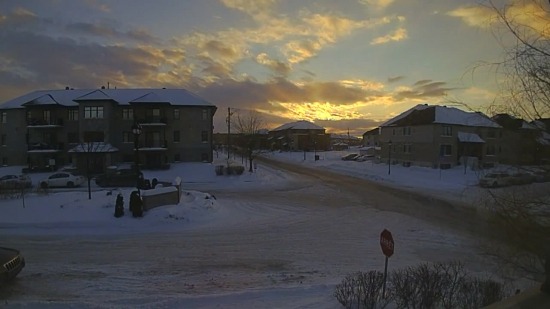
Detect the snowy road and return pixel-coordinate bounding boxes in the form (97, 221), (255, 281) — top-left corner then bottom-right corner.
(0, 161), (502, 308)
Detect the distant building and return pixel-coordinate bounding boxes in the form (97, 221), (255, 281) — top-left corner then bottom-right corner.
(0, 88), (217, 172)
(492, 114), (544, 165)
(268, 120), (330, 151)
(379, 104), (501, 169)
(362, 128), (380, 148)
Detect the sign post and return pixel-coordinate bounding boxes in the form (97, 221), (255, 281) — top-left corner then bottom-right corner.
(380, 229), (394, 298)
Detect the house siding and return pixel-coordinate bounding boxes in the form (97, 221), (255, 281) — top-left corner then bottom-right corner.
(0, 89), (217, 171)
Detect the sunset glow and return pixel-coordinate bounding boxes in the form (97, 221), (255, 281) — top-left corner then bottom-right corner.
(0, 0), (548, 136)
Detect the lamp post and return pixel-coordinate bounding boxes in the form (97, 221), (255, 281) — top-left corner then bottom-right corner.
(388, 140), (392, 175)
(132, 122), (142, 188)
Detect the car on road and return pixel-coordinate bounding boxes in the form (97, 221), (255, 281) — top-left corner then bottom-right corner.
(0, 174), (32, 189)
(0, 247), (25, 283)
(95, 168), (141, 187)
(40, 172), (85, 188)
(479, 172), (512, 188)
(341, 153), (359, 161)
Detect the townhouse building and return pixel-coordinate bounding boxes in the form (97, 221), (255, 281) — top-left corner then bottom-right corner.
(0, 88), (217, 173)
(378, 104), (502, 169)
(268, 120), (330, 152)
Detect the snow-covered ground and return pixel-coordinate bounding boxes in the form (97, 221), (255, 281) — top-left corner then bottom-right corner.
(0, 150), (542, 308)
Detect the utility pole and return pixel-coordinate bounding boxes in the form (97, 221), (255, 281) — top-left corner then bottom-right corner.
(226, 107), (232, 160)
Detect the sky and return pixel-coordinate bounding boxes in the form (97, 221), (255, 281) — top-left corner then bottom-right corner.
(1, 150), (541, 307)
(0, 0), (548, 136)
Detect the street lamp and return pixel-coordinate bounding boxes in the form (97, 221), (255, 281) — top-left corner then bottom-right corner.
(388, 140), (392, 175)
(132, 122), (142, 188)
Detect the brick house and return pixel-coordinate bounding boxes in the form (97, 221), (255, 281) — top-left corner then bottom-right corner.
(0, 88), (217, 172)
(268, 120), (330, 152)
(379, 104), (502, 169)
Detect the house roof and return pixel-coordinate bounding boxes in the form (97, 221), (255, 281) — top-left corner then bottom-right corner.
(0, 88), (216, 109)
(271, 120), (324, 132)
(492, 114), (538, 130)
(457, 132), (485, 143)
(381, 104), (500, 128)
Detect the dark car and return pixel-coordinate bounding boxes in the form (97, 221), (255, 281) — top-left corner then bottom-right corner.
(95, 169), (140, 187)
(1, 247), (25, 283)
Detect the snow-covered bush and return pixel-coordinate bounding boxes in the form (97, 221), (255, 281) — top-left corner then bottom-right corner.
(335, 261), (509, 309)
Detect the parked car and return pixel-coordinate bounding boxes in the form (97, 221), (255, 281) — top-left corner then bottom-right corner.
(0, 174), (32, 189)
(509, 172), (535, 185)
(40, 172), (85, 188)
(355, 154), (374, 162)
(533, 170), (550, 183)
(0, 247), (25, 283)
(341, 153), (359, 161)
(479, 172), (512, 188)
(95, 169), (140, 187)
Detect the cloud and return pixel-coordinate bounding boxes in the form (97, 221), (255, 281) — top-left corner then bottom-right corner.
(370, 27), (407, 45)
(395, 80), (456, 100)
(65, 22), (157, 43)
(388, 76), (405, 83)
(358, 0), (395, 11)
(447, 5), (496, 28)
(255, 53), (291, 76)
(220, 0), (277, 21)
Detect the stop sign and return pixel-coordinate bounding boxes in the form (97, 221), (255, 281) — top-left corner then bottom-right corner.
(380, 229), (394, 257)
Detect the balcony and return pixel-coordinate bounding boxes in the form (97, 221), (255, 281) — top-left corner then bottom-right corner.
(27, 142), (63, 153)
(137, 117), (167, 126)
(137, 141), (168, 151)
(27, 118), (64, 128)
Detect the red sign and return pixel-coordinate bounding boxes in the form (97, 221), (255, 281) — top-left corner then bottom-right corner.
(380, 229), (394, 257)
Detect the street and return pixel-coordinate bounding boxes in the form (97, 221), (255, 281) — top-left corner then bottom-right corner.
(0, 159), (500, 307)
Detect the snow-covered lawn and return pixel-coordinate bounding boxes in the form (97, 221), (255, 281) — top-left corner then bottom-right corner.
(0, 150), (543, 308)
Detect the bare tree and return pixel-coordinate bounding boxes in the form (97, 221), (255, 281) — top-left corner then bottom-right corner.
(232, 110), (265, 172)
(480, 0), (550, 292)
(484, 0), (550, 120)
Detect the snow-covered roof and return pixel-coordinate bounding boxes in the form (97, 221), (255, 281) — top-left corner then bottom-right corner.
(271, 120), (325, 132)
(381, 104), (500, 128)
(457, 132), (485, 143)
(0, 88), (215, 109)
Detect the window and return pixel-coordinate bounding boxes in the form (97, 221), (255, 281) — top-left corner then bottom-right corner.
(1, 112), (7, 123)
(68, 109), (78, 121)
(2, 157), (7, 165)
(392, 129), (396, 136)
(173, 130), (180, 143)
(122, 108), (133, 120)
(442, 126), (452, 136)
(402, 127), (411, 136)
(174, 153), (181, 162)
(440, 144), (452, 156)
(201, 131), (208, 142)
(486, 145), (496, 156)
(201, 153), (208, 161)
(487, 130), (496, 139)
(1, 134), (6, 146)
(123, 132), (132, 143)
(43, 110), (51, 123)
(152, 108), (160, 117)
(174, 109), (180, 120)
(202, 109), (208, 120)
(403, 144), (411, 154)
(84, 106), (104, 119)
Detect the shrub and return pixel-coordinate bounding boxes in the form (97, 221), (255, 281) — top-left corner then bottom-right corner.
(226, 165), (244, 175)
(335, 262), (509, 309)
(334, 271), (389, 309)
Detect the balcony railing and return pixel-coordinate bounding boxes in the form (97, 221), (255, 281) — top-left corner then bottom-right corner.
(27, 142), (63, 152)
(137, 117), (167, 125)
(27, 118), (64, 127)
